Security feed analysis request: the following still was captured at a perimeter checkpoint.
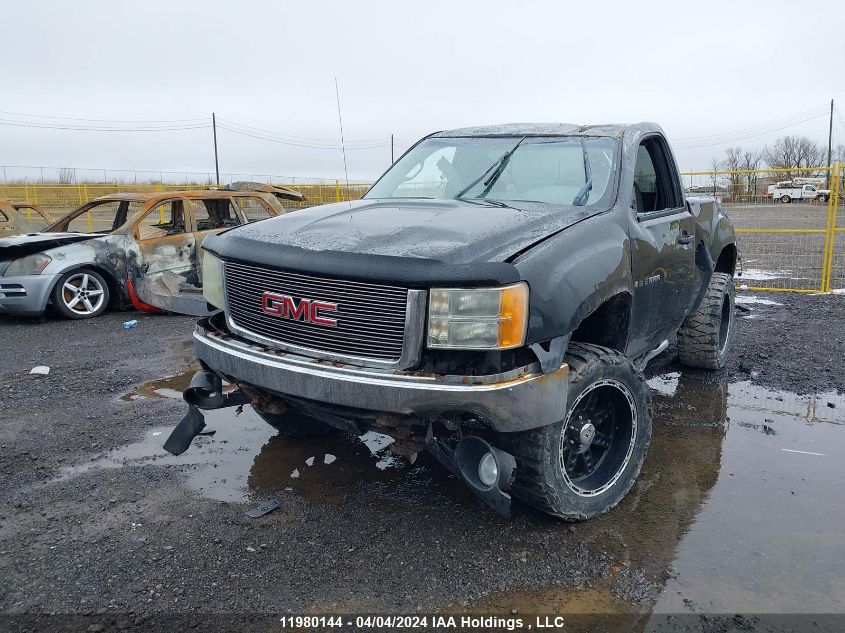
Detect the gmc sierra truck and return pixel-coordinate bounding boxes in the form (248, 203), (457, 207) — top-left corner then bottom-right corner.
(166, 123), (737, 520)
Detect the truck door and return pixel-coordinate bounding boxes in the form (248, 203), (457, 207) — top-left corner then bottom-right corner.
(627, 136), (697, 356)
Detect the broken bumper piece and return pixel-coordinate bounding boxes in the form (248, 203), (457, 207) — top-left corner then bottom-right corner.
(163, 370), (249, 455)
(191, 317), (569, 433)
(426, 431), (517, 517)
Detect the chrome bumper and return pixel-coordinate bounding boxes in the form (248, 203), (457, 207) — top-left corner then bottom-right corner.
(194, 322), (569, 433)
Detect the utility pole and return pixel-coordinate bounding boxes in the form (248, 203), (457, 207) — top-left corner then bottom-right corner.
(827, 99), (834, 189)
(391, 134), (394, 164)
(212, 112), (220, 186)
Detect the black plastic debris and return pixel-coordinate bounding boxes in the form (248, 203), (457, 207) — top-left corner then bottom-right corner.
(163, 405), (206, 456)
(246, 500), (280, 518)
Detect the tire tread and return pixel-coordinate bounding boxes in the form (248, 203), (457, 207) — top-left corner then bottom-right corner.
(501, 342), (652, 521)
(677, 273), (734, 369)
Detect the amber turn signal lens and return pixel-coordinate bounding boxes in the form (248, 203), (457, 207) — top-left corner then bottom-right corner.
(497, 282), (529, 348)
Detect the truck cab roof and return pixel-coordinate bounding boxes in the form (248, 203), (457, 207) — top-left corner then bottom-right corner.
(431, 122), (662, 138)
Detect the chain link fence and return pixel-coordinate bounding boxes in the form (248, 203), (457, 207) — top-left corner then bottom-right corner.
(0, 181), (372, 217)
(3, 165), (844, 294)
(682, 165), (843, 293)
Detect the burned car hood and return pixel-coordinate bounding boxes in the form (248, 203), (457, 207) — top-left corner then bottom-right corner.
(0, 232), (107, 261)
(204, 199), (599, 286)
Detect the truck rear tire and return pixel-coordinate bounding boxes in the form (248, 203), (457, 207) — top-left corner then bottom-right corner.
(818, 194), (829, 203)
(677, 272), (735, 370)
(502, 342), (652, 521)
(780, 195), (791, 203)
(253, 404), (334, 437)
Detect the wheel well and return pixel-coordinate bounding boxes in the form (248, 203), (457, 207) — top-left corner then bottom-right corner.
(714, 244), (737, 275)
(570, 293), (631, 353)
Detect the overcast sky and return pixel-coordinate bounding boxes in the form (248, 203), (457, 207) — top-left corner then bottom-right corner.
(3, 0), (844, 182)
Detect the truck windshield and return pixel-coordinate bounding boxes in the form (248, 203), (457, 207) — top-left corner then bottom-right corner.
(365, 136), (617, 206)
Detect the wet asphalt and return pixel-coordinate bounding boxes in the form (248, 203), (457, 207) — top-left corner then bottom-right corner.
(1, 292), (844, 631)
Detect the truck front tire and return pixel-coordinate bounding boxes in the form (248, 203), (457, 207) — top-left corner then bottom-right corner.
(677, 272), (735, 370)
(502, 343), (652, 521)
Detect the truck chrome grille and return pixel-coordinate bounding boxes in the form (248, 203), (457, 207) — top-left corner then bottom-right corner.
(224, 261), (409, 362)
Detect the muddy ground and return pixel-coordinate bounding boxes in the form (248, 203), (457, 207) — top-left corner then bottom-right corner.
(1, 293), (844, 632)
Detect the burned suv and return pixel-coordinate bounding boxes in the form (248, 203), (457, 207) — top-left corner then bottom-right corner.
(0, 184), (302, 319)
(169, 123), (737, 520)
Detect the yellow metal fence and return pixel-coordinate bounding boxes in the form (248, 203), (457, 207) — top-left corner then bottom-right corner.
(681, 165), (844, 293)
(0, 181), (371, 217)
(3, 167), (844, 294)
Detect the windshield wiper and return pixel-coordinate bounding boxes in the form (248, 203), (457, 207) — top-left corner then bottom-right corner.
(454, 136), (526, 200)
(572, 139), (593, 206)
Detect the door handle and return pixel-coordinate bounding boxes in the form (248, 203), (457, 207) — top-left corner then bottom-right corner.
(677, 232), (694, 245)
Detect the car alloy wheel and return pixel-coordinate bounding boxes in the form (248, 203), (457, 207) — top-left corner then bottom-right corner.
(61, 272), (106, 316)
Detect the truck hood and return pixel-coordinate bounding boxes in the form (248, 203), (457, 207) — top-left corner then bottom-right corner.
(0, 232), (106, 262)
(226, 198), (597, 264)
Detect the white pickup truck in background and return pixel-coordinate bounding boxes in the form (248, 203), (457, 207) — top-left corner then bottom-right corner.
(769, 182), (830, 203)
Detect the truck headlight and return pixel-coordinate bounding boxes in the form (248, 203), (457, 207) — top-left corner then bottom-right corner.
(202, 250), (225, 309)
(5, 253), (52, 276)
(427, 282), (528, 350)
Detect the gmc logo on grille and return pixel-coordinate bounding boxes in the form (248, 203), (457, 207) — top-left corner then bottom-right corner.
(260, 292), (338, 327)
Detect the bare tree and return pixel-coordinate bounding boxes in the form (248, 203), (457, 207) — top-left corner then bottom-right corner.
(710, 158), (721, 198)
(763, 135), (826, 179)
(722, 147), (743, 200)
(740, 149), (762, 201)
(58, 168), (74, 184)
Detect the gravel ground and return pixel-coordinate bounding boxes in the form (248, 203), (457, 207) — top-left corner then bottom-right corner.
(1, 293), (843, 631)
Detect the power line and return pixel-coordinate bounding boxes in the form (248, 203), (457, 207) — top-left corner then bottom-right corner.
(218, 117), (386, 145)
(216, 124), (389, 150)
(673, 105), (829, 143)
(0, 109), (207, 124)
(674, 111), (829, 149)
(0, 118), (210, 132)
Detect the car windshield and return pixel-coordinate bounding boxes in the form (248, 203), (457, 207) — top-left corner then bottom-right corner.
(365, 136), (617, 206)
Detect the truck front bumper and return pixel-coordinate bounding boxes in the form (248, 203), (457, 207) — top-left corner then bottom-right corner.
(194, 317), (569, 433)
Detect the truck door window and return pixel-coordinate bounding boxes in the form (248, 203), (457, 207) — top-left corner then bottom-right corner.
(234, 196), (274, 222)
(633, 138), (682, 213)
(192, 199), (242, 231)
(138, 201), (186, 239)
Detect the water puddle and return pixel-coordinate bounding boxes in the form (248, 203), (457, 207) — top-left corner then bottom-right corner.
(119, 368), (197, 401)
(56, 404), (412, 503)
(462, 374), (845, 616)
(120, 340), (200, 401)
(59, 367), (845, 615)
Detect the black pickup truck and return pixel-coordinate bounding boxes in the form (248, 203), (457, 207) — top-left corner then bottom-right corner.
(167, 123), (737, 520)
